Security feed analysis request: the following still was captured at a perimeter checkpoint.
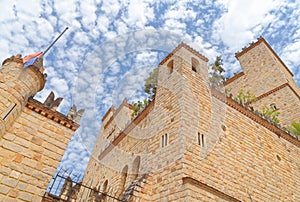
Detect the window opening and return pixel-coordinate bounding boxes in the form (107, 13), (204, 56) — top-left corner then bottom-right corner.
(192, 57), (199, 73)
(167, 60), (174, 74)
(161, 134), (168, 147)
(3, 103), (16, 120)
(198, 133), (205, 147)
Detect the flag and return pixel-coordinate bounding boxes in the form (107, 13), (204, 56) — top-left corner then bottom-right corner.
(23, 52), (43, 67)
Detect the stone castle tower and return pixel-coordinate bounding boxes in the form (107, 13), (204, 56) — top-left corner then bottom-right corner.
(77, 37), (300, 201)
(0, 55), (82, 201)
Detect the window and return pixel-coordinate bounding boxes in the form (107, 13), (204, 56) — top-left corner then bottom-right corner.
(132, 156), (140, 181)
(2, 103), (16, 120)
(119, 165), (128, 197)
(192, 57), (199, 73)
(197, 133), (205, 147)
(167, 60), (174, 74)
(161, 134), (168, 148)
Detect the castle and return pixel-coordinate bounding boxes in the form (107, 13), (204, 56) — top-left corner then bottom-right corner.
(0, 36), (300, 202)
(0, 55), (83, 201)
(78, 37), (300, 201)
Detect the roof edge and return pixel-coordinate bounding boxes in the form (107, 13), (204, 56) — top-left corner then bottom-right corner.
(159, 42), (209, 66)
(235, 37), (293, 77)
(26, 99), (79, 131)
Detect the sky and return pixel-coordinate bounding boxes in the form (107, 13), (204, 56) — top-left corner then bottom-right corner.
(0, 0), (300, 180)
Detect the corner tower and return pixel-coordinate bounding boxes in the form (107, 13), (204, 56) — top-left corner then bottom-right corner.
(0, 55), (45, 137)
(0, 54), (82, 201)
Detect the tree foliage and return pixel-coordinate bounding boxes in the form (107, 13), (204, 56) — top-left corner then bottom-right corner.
(131, 98), (149, 118)
(144, 67), (158, 100)
(131, 68), (158, 118)
(288, 120), (300, 136)
(209, 56), (226, 88)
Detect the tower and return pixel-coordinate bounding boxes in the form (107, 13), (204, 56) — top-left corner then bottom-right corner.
(0, 55), (45, 137)
(78, 38), (300, 202)
(0, 54), (82, 201)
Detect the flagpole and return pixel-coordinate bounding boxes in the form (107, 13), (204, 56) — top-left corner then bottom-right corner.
(42, 27), (69, 56)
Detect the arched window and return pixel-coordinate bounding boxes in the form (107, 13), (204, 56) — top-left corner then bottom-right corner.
(192, 57), (199, 73)
(119, 165), (128, 197)
(167, 60), (174, 75)
(132, 156), (141, 181)
(97, 179), (108, 201)
(102, 180), (108, 193)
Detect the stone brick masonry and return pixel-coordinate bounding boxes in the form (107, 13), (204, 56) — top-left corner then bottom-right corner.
(80, 38), (300, 201)
(0, 57), (80, 201)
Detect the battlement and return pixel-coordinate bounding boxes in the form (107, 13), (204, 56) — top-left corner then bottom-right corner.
(26, 92), (82, 131)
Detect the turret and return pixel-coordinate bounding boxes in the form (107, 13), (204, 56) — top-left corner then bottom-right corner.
(0, 54), (46, 137)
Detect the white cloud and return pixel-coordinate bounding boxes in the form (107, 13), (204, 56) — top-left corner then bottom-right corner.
(213, 0), (281, 51)
(125, 0), (154, 28)
(0, 0), (299, 180)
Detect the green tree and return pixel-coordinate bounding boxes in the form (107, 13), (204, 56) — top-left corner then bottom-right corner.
(144, 67), (158, 100)
(131, 98), (149, 118)
(288, 121), (300, 136)
(209, 56), (225, 88)
(261, 105), (280, 123)
(131, 68), (158, 118)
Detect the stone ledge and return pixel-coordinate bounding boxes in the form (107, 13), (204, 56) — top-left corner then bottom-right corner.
(26, 99), (79, 131)
(182, 177), (241, 202)
(212, 89), (300, 148)
(223, 72), (244, 86)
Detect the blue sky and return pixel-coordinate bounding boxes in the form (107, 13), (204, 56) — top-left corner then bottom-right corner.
(1, 0), (299, 178)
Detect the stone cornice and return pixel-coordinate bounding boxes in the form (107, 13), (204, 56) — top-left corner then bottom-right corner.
(26, 99), (79, 131)
(254, 82), (299, 102)
(212, 89), (300, 147)
(223, 72), (245, 86)
(235, 37), (293, 77)
(182, 177), (241, 202)
(159, 42), (208, 66)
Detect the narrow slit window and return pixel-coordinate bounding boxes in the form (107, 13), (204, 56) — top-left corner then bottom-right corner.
(161, 134), (168, 148)
(3, 103), (16, 120)
(197, 132), (205, 147)
(164, 134), (168, 146)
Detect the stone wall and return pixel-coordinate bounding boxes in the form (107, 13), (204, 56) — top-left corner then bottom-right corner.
(0, 100), (78, 202)
(0, 56), (79, 201)
(225, 38), (300, 127)
(80, 40), (300, 201)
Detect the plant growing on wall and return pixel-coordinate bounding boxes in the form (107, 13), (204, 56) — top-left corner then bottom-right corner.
(288, 120), (300, 136)
(234, 89), (257, 104)
(261, 105), (280, 123)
